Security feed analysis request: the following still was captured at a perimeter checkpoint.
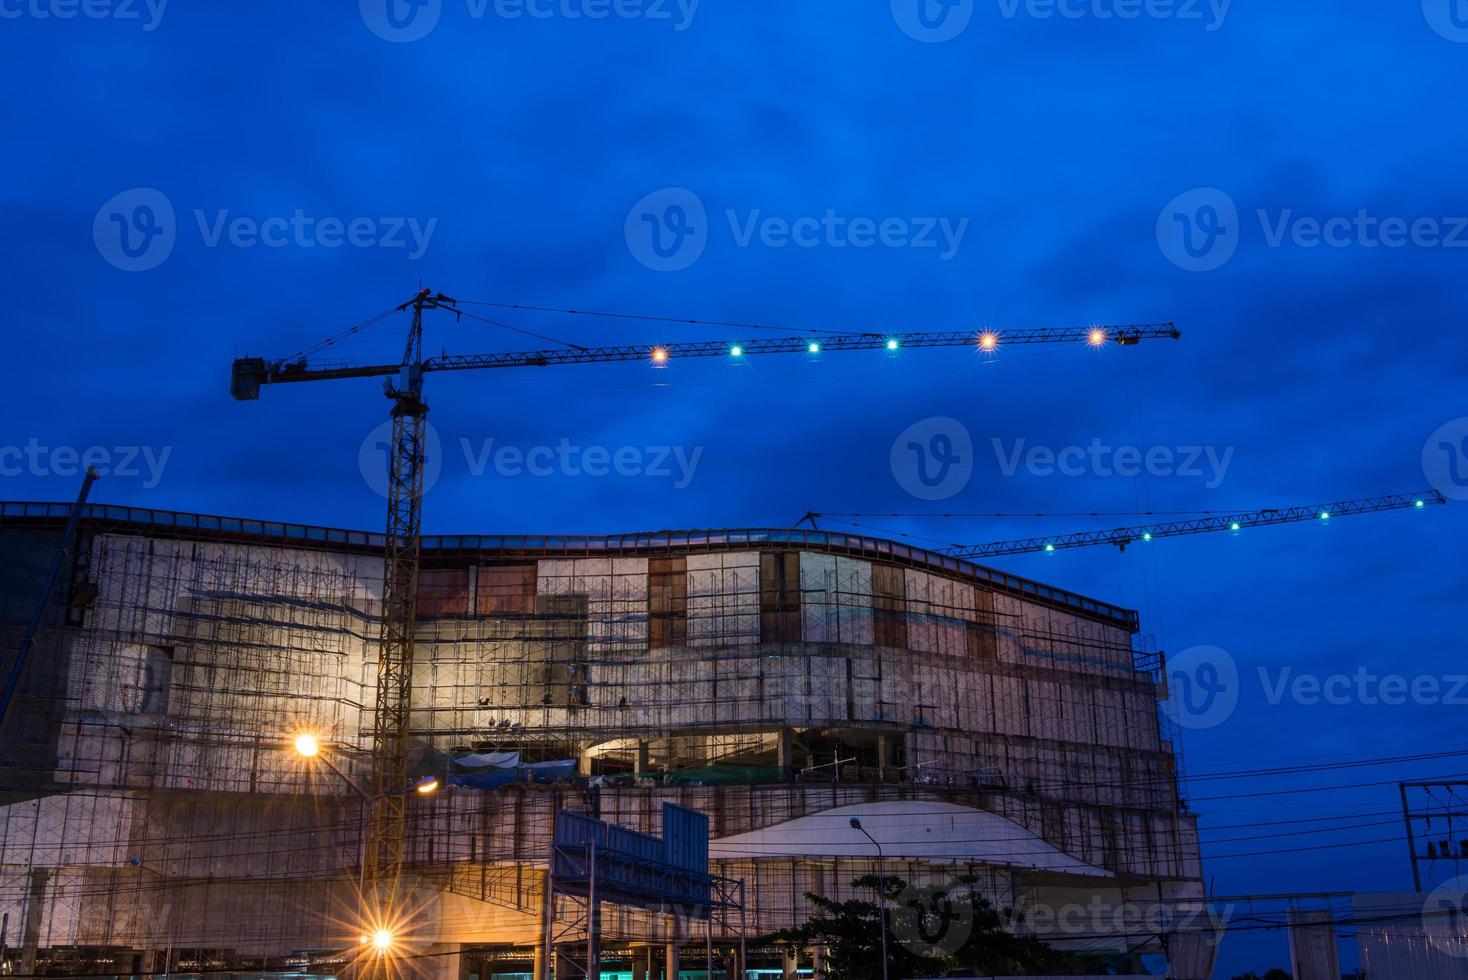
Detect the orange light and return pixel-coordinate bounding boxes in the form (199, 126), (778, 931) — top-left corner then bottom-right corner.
(293, 734), (320, 758)
(978, 332), (999, 351)
(371, 929), (394, 953)
(651, 347), (669, 364)
(1087, 328), (1106, 347)
(415, 776), (439, 795)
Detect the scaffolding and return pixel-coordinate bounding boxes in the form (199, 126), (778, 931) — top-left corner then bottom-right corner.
(0, 510), (1201, 974)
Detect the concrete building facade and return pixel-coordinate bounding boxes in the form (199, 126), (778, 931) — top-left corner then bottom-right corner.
(0, 503), (1203, 976)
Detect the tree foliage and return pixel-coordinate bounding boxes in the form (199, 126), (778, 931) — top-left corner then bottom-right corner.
(758, 873), (1127, 978)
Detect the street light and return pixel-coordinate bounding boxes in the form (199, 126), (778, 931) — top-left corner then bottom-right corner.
(850, 817), (889, 980)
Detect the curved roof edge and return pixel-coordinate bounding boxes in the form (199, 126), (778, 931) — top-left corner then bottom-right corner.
(0, 500), (1139, 631)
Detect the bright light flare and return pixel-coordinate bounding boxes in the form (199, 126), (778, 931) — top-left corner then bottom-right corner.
(370, 929), (394, 953)
(807, 342), (821, 353)
(293, 734), (320, 758)
(978, 332), (999, 352)
(1087, 328), (1107, 347)
(414, 775), (439, 795)
(885, 338), (899, 350)
(1319, 511), (1331, 520)
(729, 345), (743, 358)
(1230, 522), (1242, 531)
(650, 347), (669, 364)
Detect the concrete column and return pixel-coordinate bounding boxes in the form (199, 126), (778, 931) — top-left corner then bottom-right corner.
(781, 947), (798, 980)
(636, 740), (651, 775)
(533, 945), (545, 980)
(665, 943), (680, 980)
(876, 734), (891, 782)
(776, 729), (793, 780)
(631, 946), (647, 980)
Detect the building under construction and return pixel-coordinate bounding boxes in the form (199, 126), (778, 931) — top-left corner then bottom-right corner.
(0, 501), (1205, 977)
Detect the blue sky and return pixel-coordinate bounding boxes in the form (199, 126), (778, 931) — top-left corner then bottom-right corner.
(3, 1), (1468, 974)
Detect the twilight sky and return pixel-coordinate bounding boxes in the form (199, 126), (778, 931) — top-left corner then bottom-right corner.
(3, 1), (1467, 973)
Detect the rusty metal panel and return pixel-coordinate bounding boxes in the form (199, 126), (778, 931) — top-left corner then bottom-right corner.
(648, 556), (687, 649)
(417, 568), (469, 617)
(759, 552), (800, 643)
(871, 562), (907, 649)
(476, 563), (535, 615)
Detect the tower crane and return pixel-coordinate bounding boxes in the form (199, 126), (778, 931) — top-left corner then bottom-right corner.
(229, 287), (1180, 930)
(798, 491), (1446, 557)
(940, 490), (1445, 558)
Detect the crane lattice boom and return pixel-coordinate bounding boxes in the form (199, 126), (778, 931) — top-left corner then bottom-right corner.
(943, 491), (1446, 559)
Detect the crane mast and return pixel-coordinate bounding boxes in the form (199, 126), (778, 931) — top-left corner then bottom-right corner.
(229, 288), (1180, 944)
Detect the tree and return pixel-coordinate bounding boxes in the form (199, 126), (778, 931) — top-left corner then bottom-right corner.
(758, 873), (1124, 979)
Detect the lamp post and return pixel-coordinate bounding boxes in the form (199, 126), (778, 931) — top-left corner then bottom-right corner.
(849, 817), (889, 980)
(291, 733), (439, 946)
